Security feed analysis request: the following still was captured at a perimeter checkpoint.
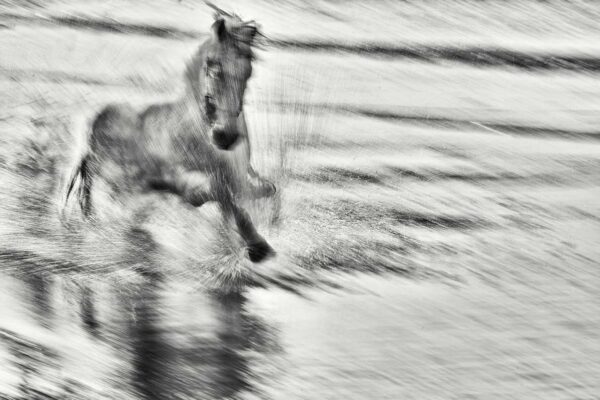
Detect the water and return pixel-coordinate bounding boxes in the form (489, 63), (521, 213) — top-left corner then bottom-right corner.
(2, 267), (598, 399)
(1, 1), (600, 399)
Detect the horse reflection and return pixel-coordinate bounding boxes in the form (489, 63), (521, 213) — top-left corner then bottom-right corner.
(21, 271), (53, 329)
(128, 274), (169, 400)
(75, 223), (277, 399)
(0, 270), (59, 398)
(126, 286), (276, 400)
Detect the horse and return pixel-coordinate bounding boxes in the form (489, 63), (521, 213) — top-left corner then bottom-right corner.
(61, 11), (276, 263)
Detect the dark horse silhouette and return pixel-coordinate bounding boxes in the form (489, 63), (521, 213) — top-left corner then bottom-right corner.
(61, 10), (276, 263)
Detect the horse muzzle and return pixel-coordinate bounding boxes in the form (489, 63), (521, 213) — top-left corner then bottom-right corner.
(212, 127), (239, 150)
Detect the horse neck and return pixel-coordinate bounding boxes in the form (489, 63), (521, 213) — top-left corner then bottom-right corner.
(184, 43), (207, 101)
(179, 62), (208, 126)
(180, 86), (203, 119)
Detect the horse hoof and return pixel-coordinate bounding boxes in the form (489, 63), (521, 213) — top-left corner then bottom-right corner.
(264, 182), (276, 197)
(247, 240), (275, 263)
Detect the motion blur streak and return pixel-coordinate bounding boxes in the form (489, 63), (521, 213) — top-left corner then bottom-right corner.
(1, 1), (599, 399)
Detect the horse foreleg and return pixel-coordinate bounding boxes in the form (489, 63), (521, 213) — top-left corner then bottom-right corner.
(149, 170), (274, 263)
(222, 201), (275, 263)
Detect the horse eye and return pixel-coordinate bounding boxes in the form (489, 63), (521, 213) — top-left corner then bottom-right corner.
(207, 64), (221, 79)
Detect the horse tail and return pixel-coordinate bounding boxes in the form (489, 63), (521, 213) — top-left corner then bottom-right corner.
(75, 155), (93, 217)
(60, 153), (93, 224)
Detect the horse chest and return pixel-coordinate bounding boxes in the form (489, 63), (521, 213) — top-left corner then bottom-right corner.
(140, 106), (203, 166)
(139, 103), (249, 189)
(170, 125), (216, 170)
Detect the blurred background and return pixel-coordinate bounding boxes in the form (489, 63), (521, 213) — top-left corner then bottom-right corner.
(0, 0), (599, 399)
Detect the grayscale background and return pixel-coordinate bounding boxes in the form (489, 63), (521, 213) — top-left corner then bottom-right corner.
(0, 1), (599, 399)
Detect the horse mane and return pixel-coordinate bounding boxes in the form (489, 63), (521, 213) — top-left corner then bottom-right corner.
(225, 17), (260, 59)
(183, 12), (260, 104)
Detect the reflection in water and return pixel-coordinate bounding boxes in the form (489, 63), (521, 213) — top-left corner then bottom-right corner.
(2, 329), (60, 399)
(129, 276), (170, 400)
(122, 225), (171, 399)
(1, 224), (281, 399)
(4, 269), (281, 399)
(80, 283), (100, 335)
(21, 272), (53, 329)
(127, 286), (276, 400)
(210, 291), (253, 399)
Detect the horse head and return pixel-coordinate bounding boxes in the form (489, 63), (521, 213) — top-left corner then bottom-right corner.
(192, 7), (259, 150)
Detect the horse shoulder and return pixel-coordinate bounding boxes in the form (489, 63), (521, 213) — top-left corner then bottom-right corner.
(166, 106), (217, 170)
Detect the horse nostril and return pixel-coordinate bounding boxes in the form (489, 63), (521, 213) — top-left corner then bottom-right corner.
(213, 129), (237, 150)
(214, 128), (225, 140)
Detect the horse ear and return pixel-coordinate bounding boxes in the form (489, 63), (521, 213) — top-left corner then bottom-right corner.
(237, 24), (258, 44)
(212, 17), (227, 41)
(245, 25), (258, 42)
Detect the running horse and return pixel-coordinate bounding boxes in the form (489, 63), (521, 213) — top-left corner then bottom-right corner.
(62, 10), (276, 262)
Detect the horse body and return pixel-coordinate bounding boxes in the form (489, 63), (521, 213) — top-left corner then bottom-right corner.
(63, 12), (276, 263)
(89, 97), (259, 201)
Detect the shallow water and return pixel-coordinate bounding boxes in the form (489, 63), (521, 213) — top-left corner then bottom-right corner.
(1, 265), (599, 399)
(2, 1), (600, 399)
